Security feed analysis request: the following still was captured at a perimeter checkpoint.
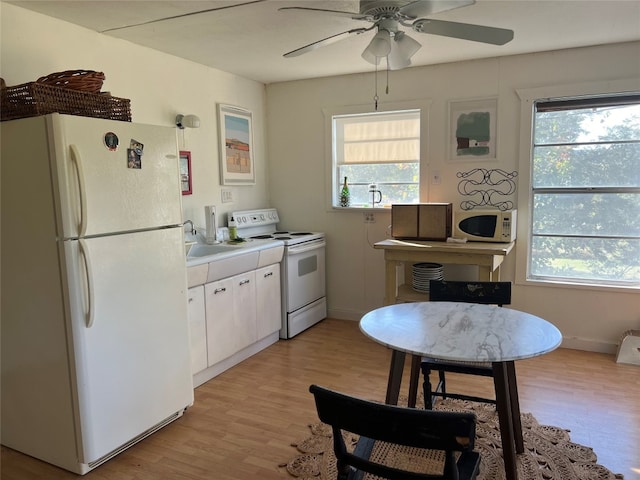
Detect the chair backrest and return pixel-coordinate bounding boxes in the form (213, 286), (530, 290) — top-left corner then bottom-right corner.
(428, 280), (511, 306)
(309, 384), (479, 480)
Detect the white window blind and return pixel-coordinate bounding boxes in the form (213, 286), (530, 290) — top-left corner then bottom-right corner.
(337, 111), (420, 165)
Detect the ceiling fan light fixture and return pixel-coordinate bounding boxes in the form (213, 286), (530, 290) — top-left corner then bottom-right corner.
(361, 48), (381, 65)
(394, 31), (421, 59)
(387, 52), (411, 70)
(387, 31), (421, 70)
(364, 29), (391, 58)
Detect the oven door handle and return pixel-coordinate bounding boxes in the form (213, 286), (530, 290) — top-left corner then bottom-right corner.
(287, 239), (326, 254)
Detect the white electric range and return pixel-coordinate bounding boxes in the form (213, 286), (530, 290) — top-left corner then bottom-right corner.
(232, 208), (326, 339)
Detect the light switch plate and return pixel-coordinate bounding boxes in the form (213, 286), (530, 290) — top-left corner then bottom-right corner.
(221, 188), (233, 203)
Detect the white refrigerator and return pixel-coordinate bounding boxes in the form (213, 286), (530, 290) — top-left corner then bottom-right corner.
(1, 113), (194, 474)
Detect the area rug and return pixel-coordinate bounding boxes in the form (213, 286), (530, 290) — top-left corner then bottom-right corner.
(280, 398), (623, 480)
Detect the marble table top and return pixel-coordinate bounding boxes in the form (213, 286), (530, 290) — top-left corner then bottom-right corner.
(360, 302), (562, 363)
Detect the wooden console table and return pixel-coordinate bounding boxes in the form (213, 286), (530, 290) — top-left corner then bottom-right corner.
(374, 239), (515, 305)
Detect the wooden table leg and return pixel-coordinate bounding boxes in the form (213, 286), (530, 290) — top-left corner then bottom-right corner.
(506, 361), (524, 453)
(492, 361), (519, 480)
(407, 354), (422, 408)
(386, 350), (406, 405)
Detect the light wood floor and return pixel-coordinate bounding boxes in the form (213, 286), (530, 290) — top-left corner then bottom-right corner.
(2, 318), (639, 480)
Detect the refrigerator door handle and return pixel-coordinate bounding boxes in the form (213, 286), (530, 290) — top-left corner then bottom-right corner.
(79, 239), (95, 328)
(69, 144), (88, 237)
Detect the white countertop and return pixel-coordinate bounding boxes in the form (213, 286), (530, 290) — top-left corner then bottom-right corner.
(374, 238), (515, 255)
(185, 238), (283, 268)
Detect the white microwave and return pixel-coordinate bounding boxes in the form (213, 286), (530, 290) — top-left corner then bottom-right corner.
(454, 209), (517, 243)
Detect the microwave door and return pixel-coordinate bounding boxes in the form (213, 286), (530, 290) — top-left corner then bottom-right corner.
(459, 215), (497, 238)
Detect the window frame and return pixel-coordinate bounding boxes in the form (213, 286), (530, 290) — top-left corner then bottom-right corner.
(516, 80), (640, 292)
(323, 99), (431, 211)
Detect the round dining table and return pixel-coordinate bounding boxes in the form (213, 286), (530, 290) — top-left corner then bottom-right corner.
(360, 301), (562, 480)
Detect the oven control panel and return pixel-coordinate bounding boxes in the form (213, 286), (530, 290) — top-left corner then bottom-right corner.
(232, 208), (279, 227)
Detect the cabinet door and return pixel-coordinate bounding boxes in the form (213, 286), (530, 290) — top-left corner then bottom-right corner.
(205, 277), (235, 366)
(187, 286), (207, 374)
(256, 264), (282, 339)
(232, 271), (257, 352)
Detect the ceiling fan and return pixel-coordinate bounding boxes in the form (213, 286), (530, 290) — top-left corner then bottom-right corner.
(280, 0), (514, 70)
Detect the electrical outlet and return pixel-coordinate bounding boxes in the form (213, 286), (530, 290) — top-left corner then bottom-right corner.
(364, 212), (375, 224)
(221, 188), (233, 203)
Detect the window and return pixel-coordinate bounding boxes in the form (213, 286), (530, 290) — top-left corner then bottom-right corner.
(529, 94), (640, 286)
(332, 109), (420, 207)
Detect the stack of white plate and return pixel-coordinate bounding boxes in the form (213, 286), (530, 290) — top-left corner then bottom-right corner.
(412, 263), (444, 292)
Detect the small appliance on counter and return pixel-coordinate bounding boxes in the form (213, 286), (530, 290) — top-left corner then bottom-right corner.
(454, 209), (517, 243)
(391, 203), (453, 241)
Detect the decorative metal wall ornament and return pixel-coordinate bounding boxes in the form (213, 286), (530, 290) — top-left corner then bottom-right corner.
(457, 168), (517, 210)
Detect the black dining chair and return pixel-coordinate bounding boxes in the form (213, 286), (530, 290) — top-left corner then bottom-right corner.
(421, 280), (512, 409)
(309, 384), (481, 480)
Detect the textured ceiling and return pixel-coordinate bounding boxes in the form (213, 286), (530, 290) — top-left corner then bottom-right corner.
(6, 0), (640, 84)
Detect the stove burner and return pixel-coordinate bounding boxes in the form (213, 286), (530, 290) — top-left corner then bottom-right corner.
(291, 232), (313, 236)
(276, 236), (292, 240)
(251, 234), (273, 239)
(274, 231), (289, 235)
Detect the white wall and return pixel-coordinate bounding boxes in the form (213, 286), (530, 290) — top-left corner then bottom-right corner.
(0, 3), (270, 231)
(266, 43), (640, 353)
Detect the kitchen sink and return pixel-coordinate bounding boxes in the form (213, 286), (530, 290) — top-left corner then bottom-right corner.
(185, 239), (285, 285)
(187, 243), (244, 258)
(186, 242), (259, 279)
(186, 242), (262, 283)
(185, 241), (197, 256)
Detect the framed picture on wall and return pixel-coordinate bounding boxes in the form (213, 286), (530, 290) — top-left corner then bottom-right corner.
(180, 150), (192, 195)
(447, 97), (497, 161)
(217, 104), (255, 185)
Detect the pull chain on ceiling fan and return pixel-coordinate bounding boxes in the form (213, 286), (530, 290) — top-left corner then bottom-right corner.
(280, 0), (514, 70)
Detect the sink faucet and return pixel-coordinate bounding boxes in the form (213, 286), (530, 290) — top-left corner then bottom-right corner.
(183, 219), (196, 235)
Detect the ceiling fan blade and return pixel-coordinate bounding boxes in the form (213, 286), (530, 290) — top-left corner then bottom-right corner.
(283, 28), (371, 58)
(399, 0), (475, 19)
(413, 19), (514, 45)
(279, 6), (368, 21)
(102, 0), (268, 33)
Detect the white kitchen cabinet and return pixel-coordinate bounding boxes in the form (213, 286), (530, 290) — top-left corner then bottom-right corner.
(231, 270), (258, 353)
(256, 264), (281, 339)
(187, 286), (207, 374)
(188, 251), (283, 387)
(205, 270), (258, 366)
(204, 276), (236, 366)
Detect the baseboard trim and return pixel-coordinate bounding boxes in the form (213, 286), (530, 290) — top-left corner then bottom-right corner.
(193, 332), (279, 388)
(561, 336), (618, 355)
(327, 308), (362, 322)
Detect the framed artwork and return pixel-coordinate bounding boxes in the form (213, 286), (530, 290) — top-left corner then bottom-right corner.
(217, 104), (255, 185)
(180, 150), (192, 195)
(448, 97), (497, 161)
